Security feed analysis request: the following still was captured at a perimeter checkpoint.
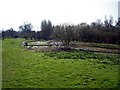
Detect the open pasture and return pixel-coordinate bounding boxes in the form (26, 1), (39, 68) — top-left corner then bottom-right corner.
(2, 38), (120, 88)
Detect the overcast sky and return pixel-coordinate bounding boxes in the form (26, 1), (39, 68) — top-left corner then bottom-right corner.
(0, 0), (119, 31)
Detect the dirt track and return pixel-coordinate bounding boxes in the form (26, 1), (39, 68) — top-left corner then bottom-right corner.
(71, 45), (119, 54)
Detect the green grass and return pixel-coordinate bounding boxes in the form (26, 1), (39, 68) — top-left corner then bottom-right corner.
(0, 39), (2, 89)
(44, 50), (120, 65)
(2, 38), (120, 88)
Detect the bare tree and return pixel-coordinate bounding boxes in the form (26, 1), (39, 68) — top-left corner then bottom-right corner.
(52, 24), (74, 48)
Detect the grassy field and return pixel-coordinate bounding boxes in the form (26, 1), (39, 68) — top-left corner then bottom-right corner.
(2, 38), (120, 88)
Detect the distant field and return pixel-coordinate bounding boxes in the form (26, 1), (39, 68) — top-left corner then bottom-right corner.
(70, 41), (120, 54)
(72, 41), (120, 49)
(2, 38), (120, 88)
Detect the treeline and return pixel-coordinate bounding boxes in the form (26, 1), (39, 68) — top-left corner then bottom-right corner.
(1, 16), (120, 45)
